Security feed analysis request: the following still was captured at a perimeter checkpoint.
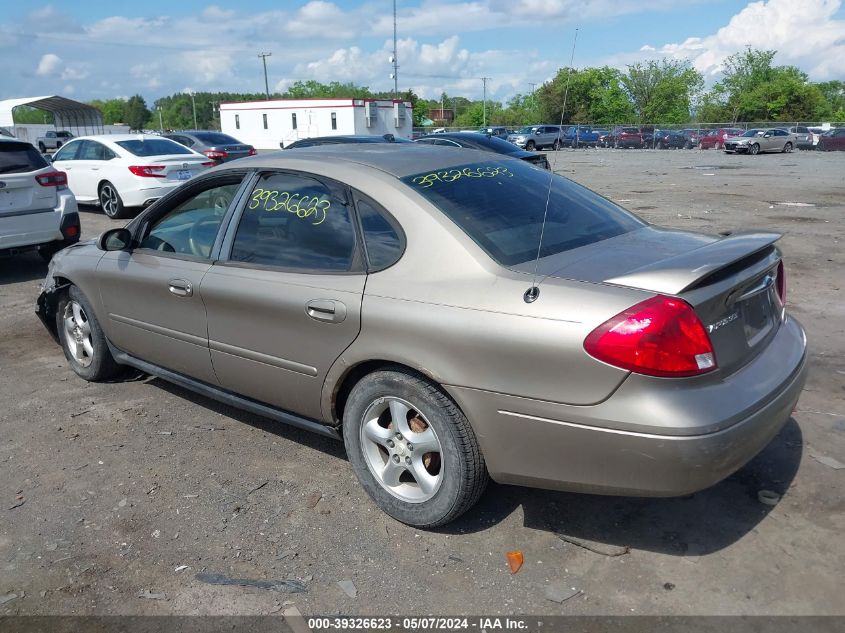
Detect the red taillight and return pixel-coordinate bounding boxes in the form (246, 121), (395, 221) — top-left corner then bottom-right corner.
(204, 150), (228, 160)
(775, 260), (786, 305)
(128, 165), (166, 178)
(201, 161), (215, 167)
(35, 171), (68, 187)
(247, 148), (257, 156)
(584, 295), (717, 378)
(64, 224), (79, 238)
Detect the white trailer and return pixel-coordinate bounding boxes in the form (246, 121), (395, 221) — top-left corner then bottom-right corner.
(219, 98), (413, 150)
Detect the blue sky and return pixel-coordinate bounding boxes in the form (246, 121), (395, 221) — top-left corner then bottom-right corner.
(1, 1), (843, 104)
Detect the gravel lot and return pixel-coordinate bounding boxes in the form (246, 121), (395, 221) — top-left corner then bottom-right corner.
(1, 147), (844, 617)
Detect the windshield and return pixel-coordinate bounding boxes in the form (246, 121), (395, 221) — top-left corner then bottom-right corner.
(193, 132), (241, 145)
(115, 138), (194, 156)
(741, 129), (762, 137)
(401, 160), (644, 266)
(516, 127), (537, 134)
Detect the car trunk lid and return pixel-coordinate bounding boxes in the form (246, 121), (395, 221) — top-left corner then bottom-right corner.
(146, 155), (210, 183)
(513, 226), (784, 376)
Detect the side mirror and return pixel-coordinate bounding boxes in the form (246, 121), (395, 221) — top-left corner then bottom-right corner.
(97, 228), (132, 251)
(763, 133), (771, 138)
(535, 130), (542, 135)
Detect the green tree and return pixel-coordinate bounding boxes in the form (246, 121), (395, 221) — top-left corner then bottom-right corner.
(88, 98), (127, 124)
(621, 59), (703, 123)
(536, 66), (636, 125)
(11, 106), (53, 124)
(124, 95), (150, 131)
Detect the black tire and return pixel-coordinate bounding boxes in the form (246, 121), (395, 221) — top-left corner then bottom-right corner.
(57, 285), (121, 382)
(38, 142), (46, 152)
(343, 369), (488, 528)
(99, 181), (129, 219)
(783, 142), (793, 153)
(749, 143), (760, 155)
(525, 140), (536, 151)
(552, 140), (561, 151)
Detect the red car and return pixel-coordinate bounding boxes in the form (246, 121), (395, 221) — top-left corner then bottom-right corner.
(817, 128), (845, 151)
(698, 128), (744, 149)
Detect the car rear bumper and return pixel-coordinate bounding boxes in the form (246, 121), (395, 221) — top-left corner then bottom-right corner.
(447, 315), (807, 497)
(121, 181), (185, 207)
(0, 190), (78, 252)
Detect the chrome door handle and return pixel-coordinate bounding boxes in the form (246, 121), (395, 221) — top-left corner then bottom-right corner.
(168, 278), (193, 297)
(306, 299), (347, 323)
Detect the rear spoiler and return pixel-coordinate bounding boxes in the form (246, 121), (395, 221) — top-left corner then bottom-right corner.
(604, 231), (781, 295)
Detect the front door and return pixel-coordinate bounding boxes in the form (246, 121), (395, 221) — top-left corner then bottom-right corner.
(200, 170), (366, 420)
(96, 175), (246, 384)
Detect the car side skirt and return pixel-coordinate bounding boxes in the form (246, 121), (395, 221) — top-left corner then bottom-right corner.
(107, 343), (341, 440)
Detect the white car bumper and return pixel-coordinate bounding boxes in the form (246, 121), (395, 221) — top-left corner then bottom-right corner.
(0, 190), (78, 251)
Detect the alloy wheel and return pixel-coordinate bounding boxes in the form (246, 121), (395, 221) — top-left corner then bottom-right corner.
(100, 185), (119, 217)
(359, 396), (443, 503)
(63, 300), (94, 368)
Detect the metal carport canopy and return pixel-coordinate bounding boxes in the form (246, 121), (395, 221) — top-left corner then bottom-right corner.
(0, 95), (104, 135)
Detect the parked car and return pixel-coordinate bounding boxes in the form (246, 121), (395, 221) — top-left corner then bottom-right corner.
(506, 125), (563, 151)
(698, 128), (744, 150)
(784, 126), (812, 149)
(653, 130), (687, 149)
(283, 134), (411, 149)
(414, 132), (550, 169)
(36, 130), (74, 153)
(608, 127), (644, 148)
(51, 135), (212, 219)
(36, 144), (806, 527)
(723, 128), (797, 154)
(807, 127), (826, 148)
(163, 131), (256, 164)
(680, 129), (705, 149)
(478, 126), (511, 139)
(817, 128), (845, 151)
(0, 137), (79, 260)
(597, 130), (614, 147)
(561, 126), (601, 148)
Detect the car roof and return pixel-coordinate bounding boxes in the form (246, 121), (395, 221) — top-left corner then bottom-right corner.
(224, 144), (515, 178)
(60, 134), (178, 143)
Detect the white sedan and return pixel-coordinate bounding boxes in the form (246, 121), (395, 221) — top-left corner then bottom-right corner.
(51, 134), (212, 218)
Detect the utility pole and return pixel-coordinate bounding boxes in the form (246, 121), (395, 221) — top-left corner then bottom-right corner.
(158, 107), (163, 132)
(258, 52), (272, 99)
(188, 91), (197, 129)
(390, 0), (399, 97)
(528, 82), (536, 108)
(482, 77), (490, 127)
(210, 101), (219, 130)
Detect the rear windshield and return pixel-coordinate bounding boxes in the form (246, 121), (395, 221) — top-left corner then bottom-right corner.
(193, 132), (241, 145)
(115, 138), (194, 156)
(0, 141), (48, 174)
(464, 135), (522, 153)
(401, 160), (644, 266)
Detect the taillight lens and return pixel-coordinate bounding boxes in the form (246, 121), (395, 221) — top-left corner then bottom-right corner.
(247, 148), (257, 156)
(775, 260), (786, 305)
(584, 295), (717, 378)
(35, 171), (68, 187)
(204, 150), (228, 160)
(201, 161), (216, 167)
(128, 165), (166, 178)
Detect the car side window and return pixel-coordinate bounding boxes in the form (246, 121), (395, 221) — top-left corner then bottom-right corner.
(79, 141), (112, 161)
(53, 141), (81, 161)
(229, 172), (357, 272)
(138, 180), (242, 258)
(354, 194), (403, 270)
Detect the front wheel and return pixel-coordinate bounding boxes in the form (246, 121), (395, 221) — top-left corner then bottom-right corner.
(783, 142), (793, 153)
(749, 143), (760, 155)
(525, 140), (536, 151)
(38, 142), (46, 152)
(99, 181), (129, 219)
(57, 286), (121, 382)
(343, 370), (488, 528)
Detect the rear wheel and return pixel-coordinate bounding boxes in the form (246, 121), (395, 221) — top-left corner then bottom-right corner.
(783, 142), (793, 153)
(99, 181), (129, 219)
(38, 142), (46, 152)
(749, 143), (760, 155)
(57, 286), (120, 382)
(343, 369), (488, 528)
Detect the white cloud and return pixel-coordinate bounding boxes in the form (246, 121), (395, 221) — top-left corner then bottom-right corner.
(646, 0), (845, 80)
(36, 53), (64, 77)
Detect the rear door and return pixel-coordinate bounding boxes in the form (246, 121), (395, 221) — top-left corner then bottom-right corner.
(200, 170), (366, 420)
(96, 174), (248, 383)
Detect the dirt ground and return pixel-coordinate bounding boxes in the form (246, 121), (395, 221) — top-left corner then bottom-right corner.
(1, 147), (844, 617)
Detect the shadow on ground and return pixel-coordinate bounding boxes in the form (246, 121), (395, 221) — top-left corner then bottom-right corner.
(141, 375), (802, 556)
(0, 251), (48, 284)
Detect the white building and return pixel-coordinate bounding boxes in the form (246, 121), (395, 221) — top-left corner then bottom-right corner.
(219, 98), (414, 149)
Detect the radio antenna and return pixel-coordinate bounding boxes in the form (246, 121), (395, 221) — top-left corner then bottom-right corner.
(524, 27), (579, 303)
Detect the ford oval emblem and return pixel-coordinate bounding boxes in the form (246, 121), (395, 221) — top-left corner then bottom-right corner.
(0, 181), (6, 189)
